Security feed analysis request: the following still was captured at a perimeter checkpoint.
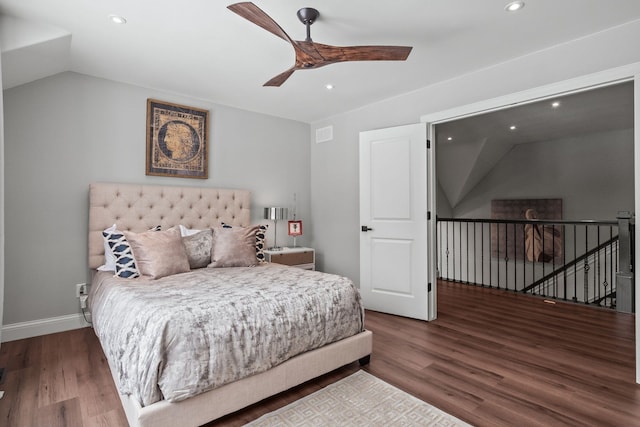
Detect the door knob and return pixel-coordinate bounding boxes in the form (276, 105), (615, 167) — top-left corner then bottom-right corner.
(361, 226), (373, 232)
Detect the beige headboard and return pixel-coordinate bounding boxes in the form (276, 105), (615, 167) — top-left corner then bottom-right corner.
(88, 182), (251, 269)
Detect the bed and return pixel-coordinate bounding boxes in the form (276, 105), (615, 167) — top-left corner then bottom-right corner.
(87, 182), (372, 427)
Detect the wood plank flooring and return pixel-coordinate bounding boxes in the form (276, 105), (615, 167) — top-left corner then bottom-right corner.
(0, 280), (638, 426)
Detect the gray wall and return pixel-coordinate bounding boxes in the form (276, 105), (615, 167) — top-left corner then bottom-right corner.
(3, 71), (310, 325)
(452, 128), (634, 220)
(0, 50), (5, 342)
(309, 18), (640, 283)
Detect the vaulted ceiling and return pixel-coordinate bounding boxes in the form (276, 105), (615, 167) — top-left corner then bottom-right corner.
(435, 81), (635, 208)
(2, 0), (640, 123)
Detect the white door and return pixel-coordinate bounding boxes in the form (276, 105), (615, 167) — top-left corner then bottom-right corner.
(359, 123), (434, 320)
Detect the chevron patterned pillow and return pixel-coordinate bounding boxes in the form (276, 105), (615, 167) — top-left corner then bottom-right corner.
(102, 225), (161, 278)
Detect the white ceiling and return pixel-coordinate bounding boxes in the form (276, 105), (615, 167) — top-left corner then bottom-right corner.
(2, 0), (640, 123)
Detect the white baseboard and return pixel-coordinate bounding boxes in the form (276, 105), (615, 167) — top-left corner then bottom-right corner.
(1, 312), (92, 343)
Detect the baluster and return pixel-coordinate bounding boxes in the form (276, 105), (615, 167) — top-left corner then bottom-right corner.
(452, 221), (456, 282)
(584, 260), (590, 305)
(522, 224), (527, 289)
(496, 222), (500, 289)
(540, 224), (549, 296)
(481, 222), (485, 286)
(583, 226), (589, 304)
(504, 222), (508, 290)
(562, 224), (567, 301)
(437, 221), (441, 279)
(573, 225), (578, 301)
(612, 231), (615, 309)
(513, 223), (517, 291)
(605, 225), (609, 308)
(490, 222), (494, 288)
(473, 221), (478, 285)
(466, 222), (469, 284)
(596, 226), (601, 305)
(458, 221), (462, 282)
(445, 221), (450, 280)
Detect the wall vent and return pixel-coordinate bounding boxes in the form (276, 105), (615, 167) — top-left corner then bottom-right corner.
(315, 125), (333, 143)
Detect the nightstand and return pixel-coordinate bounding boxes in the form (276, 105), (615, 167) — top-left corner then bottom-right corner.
(264, 247), (315, 270)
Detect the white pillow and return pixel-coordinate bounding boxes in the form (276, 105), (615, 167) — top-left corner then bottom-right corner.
(97, 224), (117, 271)
(179, 224), (201, 237)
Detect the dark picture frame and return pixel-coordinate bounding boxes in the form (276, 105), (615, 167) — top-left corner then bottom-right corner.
(288, 220), (303, 236)
(146, 99), (209, 179)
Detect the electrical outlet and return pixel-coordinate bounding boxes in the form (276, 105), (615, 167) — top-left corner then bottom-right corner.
(76, 283), (87, 298)
(79, 295), (89, 309)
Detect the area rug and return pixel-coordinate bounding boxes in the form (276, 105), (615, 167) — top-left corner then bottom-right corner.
(244, 370), (472, 426)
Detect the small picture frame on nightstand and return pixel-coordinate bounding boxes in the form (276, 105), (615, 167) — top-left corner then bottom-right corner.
(288, 220), (303, 236)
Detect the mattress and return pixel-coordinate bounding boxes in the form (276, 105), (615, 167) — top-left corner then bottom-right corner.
(89, 263), (365, 407)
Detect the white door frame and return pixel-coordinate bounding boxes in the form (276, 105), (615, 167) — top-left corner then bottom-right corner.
(420, 62), (640, 384)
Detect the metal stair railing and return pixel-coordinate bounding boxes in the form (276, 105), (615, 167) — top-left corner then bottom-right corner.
(521, 236), (618, 293)
(437, 216), (632, 311)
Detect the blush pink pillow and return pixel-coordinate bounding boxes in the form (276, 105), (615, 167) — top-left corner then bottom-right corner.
(124, 228), (190, 279)
(209, 225), (261, 268)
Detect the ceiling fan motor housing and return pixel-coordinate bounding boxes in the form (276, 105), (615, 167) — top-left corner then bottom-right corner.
(297, 7), (319, 41)
(297, 7), (319, 25)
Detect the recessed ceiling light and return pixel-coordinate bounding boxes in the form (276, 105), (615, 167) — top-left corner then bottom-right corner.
(551, 101), (561, 108)
(504, 1), (525, 12)
(509, 125), (517, 130)
(447, 137), (453, 141)
(325, 83), (334, 90)
(109, 14), (127, 24)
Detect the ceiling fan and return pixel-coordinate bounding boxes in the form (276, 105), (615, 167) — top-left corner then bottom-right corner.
(227, 2), (413, 87)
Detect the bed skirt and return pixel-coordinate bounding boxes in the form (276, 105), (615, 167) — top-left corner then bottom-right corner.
(110, 330), (373, 427)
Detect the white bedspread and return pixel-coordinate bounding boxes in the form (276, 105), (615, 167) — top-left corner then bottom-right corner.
(89, 264), (364, 407)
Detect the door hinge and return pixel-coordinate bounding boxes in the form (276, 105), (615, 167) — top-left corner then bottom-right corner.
(427, 211), (431, 220)
(427, 139), (431, 148)
(428, 282), (432, 292)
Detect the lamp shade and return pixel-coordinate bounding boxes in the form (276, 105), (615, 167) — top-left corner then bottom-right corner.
(264, 207), (288, 221)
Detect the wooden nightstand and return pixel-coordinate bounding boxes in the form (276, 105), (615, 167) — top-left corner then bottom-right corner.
(264, 247), (315, 270)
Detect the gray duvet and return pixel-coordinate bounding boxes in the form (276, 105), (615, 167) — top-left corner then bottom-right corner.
(89, 263), (364, 407)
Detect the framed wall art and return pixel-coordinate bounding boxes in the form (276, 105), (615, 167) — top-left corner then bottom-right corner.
(146, 99), (209, 179)
(490, 198), (563, 263)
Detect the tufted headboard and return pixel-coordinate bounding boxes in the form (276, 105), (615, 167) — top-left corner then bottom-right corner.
(88, 182), (251, 269)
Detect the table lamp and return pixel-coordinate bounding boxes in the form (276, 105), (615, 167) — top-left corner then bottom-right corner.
(264, 207), (288, 250)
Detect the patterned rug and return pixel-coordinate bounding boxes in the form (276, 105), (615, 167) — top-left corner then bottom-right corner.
(244, 370), (472, 426)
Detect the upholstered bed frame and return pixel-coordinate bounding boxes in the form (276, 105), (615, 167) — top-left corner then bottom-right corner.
(88, 182), (372, 427)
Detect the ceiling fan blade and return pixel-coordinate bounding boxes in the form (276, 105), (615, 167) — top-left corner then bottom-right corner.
(228, 2), (293, 43)
(228, 4), (412, 87)
(309, 43), (412, 64)
(264, 68), (296, 87)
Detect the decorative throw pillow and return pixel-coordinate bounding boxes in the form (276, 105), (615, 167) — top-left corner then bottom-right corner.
(98, 224), (118, 271)
(255, 224), (268, 263)
(124, 228), (190, 279)
(220, 223), (268, 263)
(209, 225), (262, 268)
(182, 229), (214, 269)
(102, 225), (161, 278)
(103, 230), (140, 278)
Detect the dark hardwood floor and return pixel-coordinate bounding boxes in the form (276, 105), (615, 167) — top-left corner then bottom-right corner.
(1, 281), (638, 426)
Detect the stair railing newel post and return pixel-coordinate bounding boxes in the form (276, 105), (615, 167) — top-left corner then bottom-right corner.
(616, 211), (634, 313)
